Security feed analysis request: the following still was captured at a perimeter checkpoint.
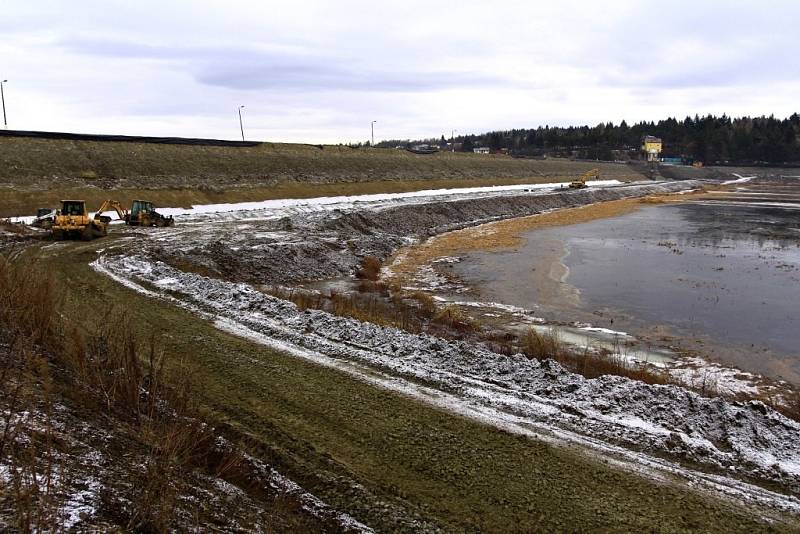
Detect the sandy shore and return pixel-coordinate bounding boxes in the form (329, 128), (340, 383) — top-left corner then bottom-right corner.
(388, 196), (649, 286)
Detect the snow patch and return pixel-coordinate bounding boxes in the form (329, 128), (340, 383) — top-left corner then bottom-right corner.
(723, 174), (756, 185)
(92, 254), (800, 511)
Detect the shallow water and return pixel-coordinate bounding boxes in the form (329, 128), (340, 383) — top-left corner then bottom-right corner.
(453, 190), (800, 382)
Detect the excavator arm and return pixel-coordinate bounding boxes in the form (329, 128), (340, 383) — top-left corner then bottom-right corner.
(95, 200), (129, 222)
(579, 168), (601, 183)
(569, 168), (600, 189)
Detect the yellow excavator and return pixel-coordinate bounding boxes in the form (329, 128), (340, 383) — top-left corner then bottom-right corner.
(569, 168), (601, 189)
(51, 199), (128, 240)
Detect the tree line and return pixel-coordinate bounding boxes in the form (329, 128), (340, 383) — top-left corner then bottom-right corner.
(378, 114), (800, 165)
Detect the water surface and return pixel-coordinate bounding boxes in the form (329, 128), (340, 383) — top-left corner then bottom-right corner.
(453, 192), (800, 382)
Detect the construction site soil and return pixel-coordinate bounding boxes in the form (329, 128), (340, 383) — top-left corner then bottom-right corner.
(5, 173), (800, 530)
(77, 179), (799, 525)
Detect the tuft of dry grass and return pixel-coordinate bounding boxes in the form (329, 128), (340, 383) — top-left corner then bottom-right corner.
(521, 328), (561, 360)
(264, 286), (426, 333)
(408, 291), (437, 317)
(355, 255), (382, 281)
(519, 327), (670, 385)
(432, 305), (480, 334)
(0, 253), (65, 529)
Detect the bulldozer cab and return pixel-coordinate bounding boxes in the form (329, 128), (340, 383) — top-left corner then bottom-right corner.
(131, 200), (154, 216)
(61, 200), (87, 216)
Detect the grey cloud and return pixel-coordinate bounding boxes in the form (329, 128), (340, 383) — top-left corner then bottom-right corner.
(196, 63), (502, 93)
(57, 36), (507, 93)
(599, 47), (800, 90)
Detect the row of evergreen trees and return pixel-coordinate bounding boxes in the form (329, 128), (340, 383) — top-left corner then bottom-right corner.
(379, 114), (800, 165)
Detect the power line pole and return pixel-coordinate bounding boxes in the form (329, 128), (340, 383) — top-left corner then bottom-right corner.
(371, 120), (376, 147)
(1, 80), (7, 128)
(238, 105), (245, 141)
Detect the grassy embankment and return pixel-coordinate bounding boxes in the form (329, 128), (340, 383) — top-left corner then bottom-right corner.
(15, 236), (795, 532)
(0, 135), (646, 217)
(0, 249), (344, 531)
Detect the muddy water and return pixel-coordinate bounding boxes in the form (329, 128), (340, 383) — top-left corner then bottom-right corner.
(453, 189), (800, 383)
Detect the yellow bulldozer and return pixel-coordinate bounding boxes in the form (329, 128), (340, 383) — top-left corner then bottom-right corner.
(51, 199), (128, 240)
(569, 168), (601, 189)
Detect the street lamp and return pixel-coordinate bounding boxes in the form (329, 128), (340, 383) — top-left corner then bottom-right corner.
(451, 129), (457, 152)
(371, 120), (377, 147)
(238, 105), (245, 141)
(1, 80), (7, 128)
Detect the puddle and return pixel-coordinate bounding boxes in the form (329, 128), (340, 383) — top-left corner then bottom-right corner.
(451, 182), (800, 383)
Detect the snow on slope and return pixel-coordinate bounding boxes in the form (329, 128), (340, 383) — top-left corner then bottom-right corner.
(10, 179), (623, 225)
(92, 254), (800, 513)
(723, 174), (756, 185)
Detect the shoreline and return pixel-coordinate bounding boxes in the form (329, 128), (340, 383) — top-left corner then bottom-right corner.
(385, 190), (800, 397)
(387, 196), (650, 284)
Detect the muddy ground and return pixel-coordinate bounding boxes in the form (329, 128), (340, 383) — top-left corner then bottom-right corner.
(6, 177), (800, 531)
(153, 181), (703, 286)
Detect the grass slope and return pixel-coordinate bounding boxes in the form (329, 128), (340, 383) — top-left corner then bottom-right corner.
(44, 236), (796, 533)
(0, 135), (646, 217)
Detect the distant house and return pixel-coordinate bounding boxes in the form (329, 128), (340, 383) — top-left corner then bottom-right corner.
(642, 135), (662, 162)
(473, 147), (490, 154)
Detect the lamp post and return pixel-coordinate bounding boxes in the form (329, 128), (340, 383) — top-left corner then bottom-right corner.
(1, 80), (7, 128)
(451, 129), (457, 152)
(371, 120), (376, 147)
(238, 105), (245, 141)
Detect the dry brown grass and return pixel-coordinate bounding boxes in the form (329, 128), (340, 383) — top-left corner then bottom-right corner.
(355, 255), (382, 281)
(263, 284), (484, 338)
(0, 134), (646, 217)
(264, 286), (428, 333)
(408, 291), (437, 316)
(519, 327), (670, 385)
(0, 253), (66, 529)
(431, 305), (480, 334)
(779, 392), (800, 421)
(521, 328), (562, 360)
(0, 252), (259, 530)
(638, 195), (671, 204)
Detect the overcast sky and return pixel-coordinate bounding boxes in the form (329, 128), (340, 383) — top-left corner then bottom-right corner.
(2, 1), (799, 143)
